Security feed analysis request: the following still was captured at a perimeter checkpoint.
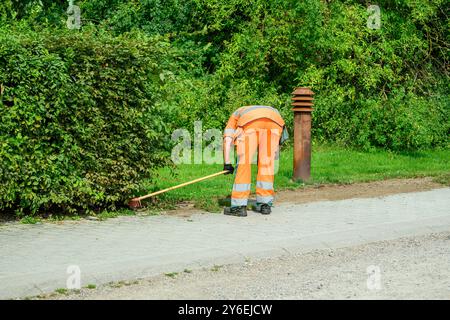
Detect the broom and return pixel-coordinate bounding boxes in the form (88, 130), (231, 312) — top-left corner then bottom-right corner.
(128, 170), (229, 208)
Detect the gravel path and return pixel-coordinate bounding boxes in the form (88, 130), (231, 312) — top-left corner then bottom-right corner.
(49, 232), (450, 300)
(1, 186), (449, 299)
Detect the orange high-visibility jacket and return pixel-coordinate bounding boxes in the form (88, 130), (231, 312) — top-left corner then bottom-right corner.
(223, 105), (285, 139)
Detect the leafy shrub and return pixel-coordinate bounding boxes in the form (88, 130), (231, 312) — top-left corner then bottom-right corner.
(0, 27), (174, 214)
(312, 88), (449, 151)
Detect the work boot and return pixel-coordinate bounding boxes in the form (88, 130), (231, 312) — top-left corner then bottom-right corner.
(224, 206), (247, 217)
(260, 204), (272, 215)
(252, 203), (272, 215)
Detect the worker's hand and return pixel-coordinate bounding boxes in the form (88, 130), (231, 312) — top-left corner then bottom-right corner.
(223, 163), (234, 175)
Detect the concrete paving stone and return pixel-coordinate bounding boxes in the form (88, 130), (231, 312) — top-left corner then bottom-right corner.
(0, 188), (449, 299)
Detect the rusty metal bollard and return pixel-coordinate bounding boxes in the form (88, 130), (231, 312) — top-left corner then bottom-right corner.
(291, 87), (314, 181)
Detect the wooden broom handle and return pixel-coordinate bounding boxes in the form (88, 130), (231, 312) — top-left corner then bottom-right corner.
(134, 170), (229, 201)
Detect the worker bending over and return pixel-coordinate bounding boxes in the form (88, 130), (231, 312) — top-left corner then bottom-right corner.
(223, 105), (288, 217)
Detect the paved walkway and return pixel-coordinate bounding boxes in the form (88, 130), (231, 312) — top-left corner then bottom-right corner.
(1, 188), (449, 299)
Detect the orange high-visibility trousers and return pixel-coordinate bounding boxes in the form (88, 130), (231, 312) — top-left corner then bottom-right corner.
(231, 119), (282, 207)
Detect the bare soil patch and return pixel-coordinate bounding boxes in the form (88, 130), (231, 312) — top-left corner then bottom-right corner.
(276, 177), (443, 204)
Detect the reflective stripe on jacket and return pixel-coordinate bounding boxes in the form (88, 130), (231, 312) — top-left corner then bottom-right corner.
(223, 105), (285, 138)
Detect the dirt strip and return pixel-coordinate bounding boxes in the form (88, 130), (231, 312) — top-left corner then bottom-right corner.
(275, 177), (444, 204)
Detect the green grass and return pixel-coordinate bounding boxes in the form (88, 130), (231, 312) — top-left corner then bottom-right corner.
(108, 280), (139, 288)
(165, 272), (179, 278)
(432, 172), (450, 186)
(20, 216), (42, 224)
(143, 144), (450, 211)
(210, 265), (223, 272)
(47, 215), (82, 222)
(96, 208), (136, 221)
(54, 288), (68, 295)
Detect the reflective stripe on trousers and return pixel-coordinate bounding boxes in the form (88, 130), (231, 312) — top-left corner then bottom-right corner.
(230, 119), (281, 207)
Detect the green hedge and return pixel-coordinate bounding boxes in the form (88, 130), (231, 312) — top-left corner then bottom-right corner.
(0, 27), (174, 214)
